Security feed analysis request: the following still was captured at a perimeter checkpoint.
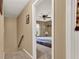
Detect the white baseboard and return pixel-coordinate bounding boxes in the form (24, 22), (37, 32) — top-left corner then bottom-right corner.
(22, 49), (33, 58)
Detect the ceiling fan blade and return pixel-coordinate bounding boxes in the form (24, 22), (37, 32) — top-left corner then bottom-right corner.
(45, 17), (51, 19)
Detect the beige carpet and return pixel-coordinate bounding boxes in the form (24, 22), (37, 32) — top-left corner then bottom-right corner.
(5, 51), (32, 59)
(5, 44), (51, 59)
(37, 44), (52, 59)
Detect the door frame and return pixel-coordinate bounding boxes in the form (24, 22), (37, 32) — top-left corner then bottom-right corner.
(66, 0), (76, 59)
(32, 0), (55, 59)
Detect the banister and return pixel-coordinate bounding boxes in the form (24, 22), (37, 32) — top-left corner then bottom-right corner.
(18, 35), (24, 48)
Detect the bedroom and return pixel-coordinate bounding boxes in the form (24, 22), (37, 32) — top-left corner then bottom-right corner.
(32, 0), (53, 59)
(36, 20), (52, 59)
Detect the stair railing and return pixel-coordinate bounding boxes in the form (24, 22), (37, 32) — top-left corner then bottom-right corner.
(18, 35), (24, 48)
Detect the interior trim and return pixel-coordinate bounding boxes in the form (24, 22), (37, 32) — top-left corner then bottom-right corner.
(22, 49), (33, 58)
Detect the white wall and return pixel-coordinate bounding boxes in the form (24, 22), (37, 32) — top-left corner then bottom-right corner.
(4, 17), (17, 53)
(66, 0), (79, 59)
(74, 0), (79, 58)
(74, 32), (79, 59)
(70, 0), (78, 59)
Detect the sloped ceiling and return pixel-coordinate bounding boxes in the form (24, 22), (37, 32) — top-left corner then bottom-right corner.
(4, 0), (29, 17)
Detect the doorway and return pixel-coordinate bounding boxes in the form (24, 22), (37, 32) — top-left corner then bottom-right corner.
(32, 0), (54, 59)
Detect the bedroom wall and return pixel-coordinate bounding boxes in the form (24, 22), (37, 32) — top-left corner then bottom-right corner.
(4, 17), (17, 53)
(37, 22), (46, 36)
(37, 21), (51, 37)
(55, 0), (66, 59)
(45, 21), (51, 36)
(17, 0), (32, 56)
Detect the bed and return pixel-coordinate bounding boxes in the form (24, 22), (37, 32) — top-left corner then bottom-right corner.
(36, 37), (52, 48)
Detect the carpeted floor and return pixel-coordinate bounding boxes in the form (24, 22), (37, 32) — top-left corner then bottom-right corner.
(5, 51), (32, 59)
(5, 44), (51, 59)
(37, 44), (52, 59)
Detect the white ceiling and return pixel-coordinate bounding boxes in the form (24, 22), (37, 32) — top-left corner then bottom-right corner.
(35, 0), (52, 21)
(4, 0), (29, 17)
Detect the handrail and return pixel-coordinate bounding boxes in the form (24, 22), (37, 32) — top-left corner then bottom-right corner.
(18, 35), (24, 48)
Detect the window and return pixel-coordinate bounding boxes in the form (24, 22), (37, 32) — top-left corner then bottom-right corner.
(36, 24), (40, 36)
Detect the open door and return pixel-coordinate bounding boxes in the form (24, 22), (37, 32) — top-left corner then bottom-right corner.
(32, 0), (54, 59)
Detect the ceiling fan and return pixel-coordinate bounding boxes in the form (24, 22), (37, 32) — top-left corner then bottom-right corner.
(39, 15), (51, 20)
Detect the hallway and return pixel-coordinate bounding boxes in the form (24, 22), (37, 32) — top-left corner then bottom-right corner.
(4, 0), (33, 59)
(0, 0), (67, 59)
